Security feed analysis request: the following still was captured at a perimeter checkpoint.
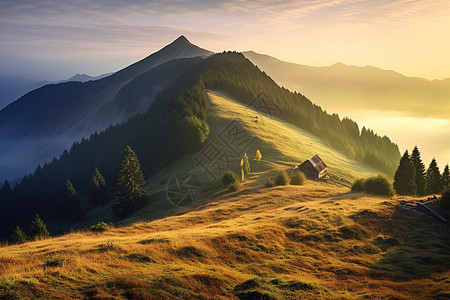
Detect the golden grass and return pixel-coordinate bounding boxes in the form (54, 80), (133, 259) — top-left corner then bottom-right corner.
(1, 178), (449, 299)
(1, 90), (448, 298)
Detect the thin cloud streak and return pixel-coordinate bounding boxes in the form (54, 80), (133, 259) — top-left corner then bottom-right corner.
(0, 0), (449, 80)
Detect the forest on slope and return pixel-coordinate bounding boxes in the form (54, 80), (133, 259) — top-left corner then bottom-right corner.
(0, 52), (400, 240)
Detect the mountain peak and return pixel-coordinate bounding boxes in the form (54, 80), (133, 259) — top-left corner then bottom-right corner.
(171, 35), (191, 46)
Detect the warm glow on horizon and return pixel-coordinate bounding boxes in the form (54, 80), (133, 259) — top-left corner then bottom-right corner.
(0, 1), (449, 81)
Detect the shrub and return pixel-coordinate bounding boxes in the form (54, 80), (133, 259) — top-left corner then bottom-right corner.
(364, 175), (395, 196)
(265, 178), (275, 188)
(351, 175), (394, 197)
(90, 222), (110, 232)
(275, 170), (289, 186)
(222, 170), (239, 187)
(442, 189), (450, 210)
(242, 153), (250, 175)
(228, 181), (242, 192)
(290, 171), (306, 185)
(255, 149), (262, 160)
(351, 178), (365, 191)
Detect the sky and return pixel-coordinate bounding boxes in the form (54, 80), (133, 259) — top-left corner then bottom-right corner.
(1, 0), (450, 81)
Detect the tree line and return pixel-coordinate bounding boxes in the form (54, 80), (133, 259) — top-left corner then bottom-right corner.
(394, 146), (449, 195)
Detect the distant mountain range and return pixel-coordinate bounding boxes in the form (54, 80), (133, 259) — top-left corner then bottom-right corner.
(0, 73), (114, 110)
(243, 51), (450, 119)
(0, 36), (212, 181)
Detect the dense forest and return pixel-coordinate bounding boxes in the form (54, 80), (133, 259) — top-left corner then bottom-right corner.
(0, 52), (400, 240)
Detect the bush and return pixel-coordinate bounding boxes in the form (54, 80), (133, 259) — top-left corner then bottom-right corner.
(351, 178), (365, 191)
(228, 181), (242, 192)
(222, 170), (239, 187)
(275, 170), (289, 186)
(290, 171), (306, 185)
(90, 222), (110, 232)
(442, 189), (450, 210)
(265, 178), (275, 188)
(242, 153), (250, 175)
(364, 175), (395, 196)
(351, 175), (394, 197)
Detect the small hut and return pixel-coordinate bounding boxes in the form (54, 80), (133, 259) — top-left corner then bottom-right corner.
(294, 154), (327, 179)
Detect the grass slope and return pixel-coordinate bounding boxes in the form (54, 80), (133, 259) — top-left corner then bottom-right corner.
(102, 89), (380, 227)
(1, 91), (448, 299)
(1, 182), (449, 299)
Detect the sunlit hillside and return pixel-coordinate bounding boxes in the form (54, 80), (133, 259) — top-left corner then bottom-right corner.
(1, 91), (449, 299)
(1, 178), (449, 299)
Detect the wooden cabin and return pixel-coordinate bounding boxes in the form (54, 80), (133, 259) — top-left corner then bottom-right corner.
(294, 154), (327, 179)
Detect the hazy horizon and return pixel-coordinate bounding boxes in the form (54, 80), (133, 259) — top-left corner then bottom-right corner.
(1, 1), (450, 81)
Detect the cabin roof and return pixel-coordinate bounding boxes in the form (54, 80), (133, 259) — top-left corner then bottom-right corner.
(302, 154), (327, 173)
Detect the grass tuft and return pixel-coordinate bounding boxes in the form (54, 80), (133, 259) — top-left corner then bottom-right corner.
(339, 225), (370, 240)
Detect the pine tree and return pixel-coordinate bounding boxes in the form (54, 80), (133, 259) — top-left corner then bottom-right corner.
(11, 226), (28, 244)
(426, 159), (442, 194)
(0, 180), (12, 201)
(89, 168), (109, 205)
(255, 149), (262, 160)
(30, 214), (50, 239)
(393, 150), (416, 195)
(411, 146), (426, 196)
(63, 180), (83, 221)
(242, 153), (250, 175)
(442, 164), (450, 190)
(113, 146), (148, 217)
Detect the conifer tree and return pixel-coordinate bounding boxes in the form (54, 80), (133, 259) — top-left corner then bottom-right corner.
(411, 146), (426, 196)
(393, 150), (416, 195)
(90, 168), (109, 205)
(442, 164), (450, 190)
(0, 180), (12, 201)
(11, 226), (28, 244)
(426, 159), (442, 194)
(63, 179), (83, 221)
(30, 214), (50, 239)
(242, 153), (250, 175)
(113, 146), (148, 217)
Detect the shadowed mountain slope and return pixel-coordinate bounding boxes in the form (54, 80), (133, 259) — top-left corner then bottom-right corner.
(0, 36), (212, 181)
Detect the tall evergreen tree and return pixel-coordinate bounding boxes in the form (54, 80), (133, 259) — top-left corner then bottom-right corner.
(11, 226), (28, 244)
(442, 164), (450, 190)
(411, 146), (426, 196)
(89, 168), (109, 205)
(426, 159), (442, 194)
(30, 214), (50, 239)
(113, 146), (148, 217)
(393, 150), (416, 195)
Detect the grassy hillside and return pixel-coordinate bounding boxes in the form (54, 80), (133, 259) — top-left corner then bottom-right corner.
(1, 180), (448, 299)
(0, 91), (448, 298)
(206, 91), (379, 183)
(78, 89), (380, 229)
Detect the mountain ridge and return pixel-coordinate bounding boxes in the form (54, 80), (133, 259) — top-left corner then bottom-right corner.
(243, 51), (450, 119)
(0, 36), (212, 182)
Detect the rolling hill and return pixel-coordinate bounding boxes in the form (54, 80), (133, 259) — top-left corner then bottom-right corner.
(0, 166), (448, 299)
(0, 39), (447, 300)
(0, 36), (211, 182)
(0, 51), (399, 241)
(1, 90), (447, 299)
(243, 51), (450, 119)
